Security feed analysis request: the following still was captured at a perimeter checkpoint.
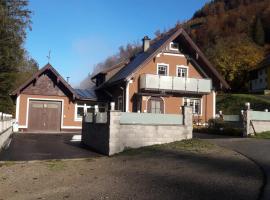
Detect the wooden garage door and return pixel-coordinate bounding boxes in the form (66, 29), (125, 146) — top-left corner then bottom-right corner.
(28, 100), (62, 132)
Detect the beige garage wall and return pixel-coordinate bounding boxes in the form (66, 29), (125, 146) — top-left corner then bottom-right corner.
(17, 94), (82, 129)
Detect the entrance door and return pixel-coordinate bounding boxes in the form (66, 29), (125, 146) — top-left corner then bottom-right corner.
(147, 97), (164, 114)
(28, 100), (62, 132)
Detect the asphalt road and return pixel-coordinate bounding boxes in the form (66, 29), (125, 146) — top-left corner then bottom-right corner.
(0, 133), (100, 161)
(195, 133), (270, 200)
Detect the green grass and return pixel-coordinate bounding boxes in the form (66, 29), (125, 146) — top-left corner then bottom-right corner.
(121, 139), (216, 155)
(252, 131), (270, 139)
(45, 160), (66, 171)
(217, 93), (270, 114)
(0, 161), (16, 168)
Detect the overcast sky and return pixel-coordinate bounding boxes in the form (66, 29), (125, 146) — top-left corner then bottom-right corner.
(25, 0), (209, 87)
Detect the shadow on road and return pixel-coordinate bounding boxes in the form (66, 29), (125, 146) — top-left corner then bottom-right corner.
(0, 133), (101, 161)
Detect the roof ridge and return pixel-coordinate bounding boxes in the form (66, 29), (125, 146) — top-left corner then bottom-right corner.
(10, 63), (79, 98)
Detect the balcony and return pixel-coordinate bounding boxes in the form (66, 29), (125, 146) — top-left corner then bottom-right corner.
(140, 74), (212, 94)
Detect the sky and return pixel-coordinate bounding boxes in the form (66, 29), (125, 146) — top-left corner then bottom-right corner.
(25, 0), (209, 87)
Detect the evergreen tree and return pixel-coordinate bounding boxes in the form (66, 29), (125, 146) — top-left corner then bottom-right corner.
(253, 16), (265, 46)
(0, 0), (37, 113)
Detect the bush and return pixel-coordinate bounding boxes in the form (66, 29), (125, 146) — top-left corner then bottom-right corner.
(194, 118), (243, 137)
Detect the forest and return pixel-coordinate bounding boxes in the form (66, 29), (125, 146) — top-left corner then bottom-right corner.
(0, 0), (38, 113)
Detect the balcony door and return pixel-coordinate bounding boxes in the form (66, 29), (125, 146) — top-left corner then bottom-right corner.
(147, 97), (164, 114)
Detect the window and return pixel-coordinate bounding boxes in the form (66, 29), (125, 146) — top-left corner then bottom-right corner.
(75, 103), (97, 121)
(169, 42), (179, 51)
(117, 96), (123, 111)
(151, 100), (161, 113)
(148, 97), (164, 114)
(157, 64), (168, 76)
(177, 66), (188, 78)
(184, 98), (201, 115)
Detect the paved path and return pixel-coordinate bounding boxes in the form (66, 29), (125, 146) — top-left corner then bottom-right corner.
(195, 133), (270, 200)
(0, 133), (100, 161)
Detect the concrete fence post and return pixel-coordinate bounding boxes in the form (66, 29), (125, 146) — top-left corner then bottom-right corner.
(182, 106), (192, 126)
(110, 102), (115, 111)
(243, 109), (251, 137)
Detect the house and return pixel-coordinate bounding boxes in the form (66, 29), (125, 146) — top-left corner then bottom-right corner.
(91, 27), (229, 123)
(10, 64), (104, 133)
(11, 27), (229, 133)
(249, 55), (270, 94)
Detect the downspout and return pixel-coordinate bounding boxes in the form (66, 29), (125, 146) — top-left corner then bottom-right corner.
(212, 90), (216, 119)
(125, 80), (130, 112)
(15, 95), (20, 123)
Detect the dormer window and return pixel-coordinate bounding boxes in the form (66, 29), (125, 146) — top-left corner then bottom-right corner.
(95, 74), (106, 87)
(169, 42), (179, 51)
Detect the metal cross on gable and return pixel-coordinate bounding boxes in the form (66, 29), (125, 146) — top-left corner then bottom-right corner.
(47, 50), (51, 63)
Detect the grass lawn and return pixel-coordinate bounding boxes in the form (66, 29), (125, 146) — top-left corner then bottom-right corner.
(121, 139), (216, 155)
(252, 131), (270, 139)
(217, 93), (270, 114)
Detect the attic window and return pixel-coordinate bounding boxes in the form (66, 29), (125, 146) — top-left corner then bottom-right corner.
(169, 42), (179, 51)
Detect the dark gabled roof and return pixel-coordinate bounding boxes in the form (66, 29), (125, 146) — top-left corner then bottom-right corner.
(105, 28), (180, 85)
(74, 88), (97, 100)
(101, 27), (229, 90)
(91, 59), (129, 80)
(10, 63), (89, 100)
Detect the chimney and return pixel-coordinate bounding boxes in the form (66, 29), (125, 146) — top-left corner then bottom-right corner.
(142, 36), (151, 52)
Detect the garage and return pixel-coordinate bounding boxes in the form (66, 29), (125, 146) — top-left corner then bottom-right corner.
(28, 100), (62, 132)
(11, 64), (97, 133)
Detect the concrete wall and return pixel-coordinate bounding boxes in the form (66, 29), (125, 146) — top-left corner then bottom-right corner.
(250, 121), (270, 134)
(244, 110), (270, 136)
(82, 106), (193, 155)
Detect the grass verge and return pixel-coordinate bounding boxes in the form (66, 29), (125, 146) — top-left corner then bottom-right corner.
(45, 160), (66, 171)
(121, 139), (216, 156)
(252, 131), (270, 139)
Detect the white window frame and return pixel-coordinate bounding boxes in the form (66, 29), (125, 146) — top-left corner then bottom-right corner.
(183, 97), (203, 116)
(74, 103), (92, 121)
(169, 42), (179, 51)
(157, 63), (169, 76)
(176, 65), (189, 78)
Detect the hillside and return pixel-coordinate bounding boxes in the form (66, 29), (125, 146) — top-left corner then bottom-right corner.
(187, 0), (270, 91)
(217, 93), (270, 114)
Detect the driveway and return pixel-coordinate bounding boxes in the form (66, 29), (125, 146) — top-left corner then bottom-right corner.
(195, 133), (270, 200)
(0, 139), (262, 200)
(0, 133), (100, 161)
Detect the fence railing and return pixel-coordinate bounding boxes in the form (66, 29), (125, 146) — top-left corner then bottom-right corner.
(249, 111), (270, 121)
(223, 115), (241, 122)
(84, 112), (184, 125)
(120, 112), (183, 125)
(0, 112), (14, 150)
(0, 112), (13, 133)
(140, 74), (212, 93)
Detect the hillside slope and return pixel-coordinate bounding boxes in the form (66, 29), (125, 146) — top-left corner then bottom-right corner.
(187, 0), (270, 91)
(217, 93), (270, 114)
